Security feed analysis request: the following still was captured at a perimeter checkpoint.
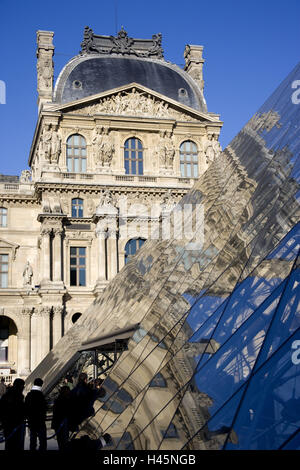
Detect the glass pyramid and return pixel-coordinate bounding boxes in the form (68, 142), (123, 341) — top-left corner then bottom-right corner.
(26, 62), (300, 450)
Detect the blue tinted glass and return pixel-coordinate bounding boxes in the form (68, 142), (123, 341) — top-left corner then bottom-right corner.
(138, 140), (143, 150)
(125, 159), (129, 174)
(79, 247), (86, 256)
(225, 332), (300, 450)
(138, 160), (143, 175)
(131, 160), (136, 175)
(131, 139), (136, 149)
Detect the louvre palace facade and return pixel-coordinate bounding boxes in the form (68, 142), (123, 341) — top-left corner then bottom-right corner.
(0, 29), (222, 378)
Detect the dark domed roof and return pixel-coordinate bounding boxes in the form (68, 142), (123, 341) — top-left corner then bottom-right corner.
(54, 55), (207, 112)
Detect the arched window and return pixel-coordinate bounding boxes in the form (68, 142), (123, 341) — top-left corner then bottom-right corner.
(124, 138), (143, 175)
(125, 238), (146, 264)
(180, 140), (198, 178)
(72, 198), (84, 218)
(66, 134), (87, 173)
(0, 208), (7, 227)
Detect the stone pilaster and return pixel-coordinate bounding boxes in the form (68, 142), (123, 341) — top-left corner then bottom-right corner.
(40, 226), (52, 284)
(52, 227), (63, 284)
(107, 229), (118, 280)
(18, 308), (33, 376)
(96, 226), (107, 282)
(38, 306), (51, 361)
(52, 306), (63, 347)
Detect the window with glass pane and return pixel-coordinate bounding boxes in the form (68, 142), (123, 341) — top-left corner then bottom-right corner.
(0, 254), (8, 288)
(125, 238), (146, 264)
(0, 208), (7, 227)
(72, 198), (84, 218)
(180, 141), (198, 178)
(70, 247), (86, 286)
(66, 134), (87, 173)
(124, 138), (143, 175)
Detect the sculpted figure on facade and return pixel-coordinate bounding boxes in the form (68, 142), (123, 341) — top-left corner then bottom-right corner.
(20, 170), (32, 183)
(204, 134), (222, 164)
(23, 261), (33, 286)
(158, 131), (175, 169)
(50, 126), (61, 163)
(38, 124), (52, 161)
(165, 132), (175, 168)
(38, 124), (61, 163)
(97, 189), (114, 208)
(37, 57), (52, 90)
(92, 126), (114, 167)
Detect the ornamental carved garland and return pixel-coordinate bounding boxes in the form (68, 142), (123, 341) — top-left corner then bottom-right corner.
(71, 90), (198, 121)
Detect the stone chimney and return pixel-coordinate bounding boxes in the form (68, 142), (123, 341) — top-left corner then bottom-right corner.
(184, 45), (205, 92)
(36, 30), (55, 112)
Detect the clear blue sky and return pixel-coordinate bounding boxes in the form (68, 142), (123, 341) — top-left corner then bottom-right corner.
(0, 0), (299, 175)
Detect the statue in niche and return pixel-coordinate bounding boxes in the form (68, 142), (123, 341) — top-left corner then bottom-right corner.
(204, 134), (222, 164)
(23, 261), (33, 286)
(92, 126), (114, 166)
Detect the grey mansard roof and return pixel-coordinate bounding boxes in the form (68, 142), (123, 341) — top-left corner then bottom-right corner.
(53, 28), (207, 111)
(54, 55), (207, 112)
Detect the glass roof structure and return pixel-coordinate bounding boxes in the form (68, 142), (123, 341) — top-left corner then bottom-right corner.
(26, 61), (300, 450)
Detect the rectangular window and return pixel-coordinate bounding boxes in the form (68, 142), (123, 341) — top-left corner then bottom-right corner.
(0, 254), (8, 288)
(70, 247), (86, 286)
(0, 208), (7, 227)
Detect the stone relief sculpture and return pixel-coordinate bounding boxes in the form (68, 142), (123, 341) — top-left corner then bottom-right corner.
(23, 261), (33, 286)
(204, 134), (222, 164)
(92, 126), (114, 167)
(75, 90), (195, 121)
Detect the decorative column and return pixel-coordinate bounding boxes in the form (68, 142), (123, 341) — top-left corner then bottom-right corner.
(40, 226), (52, 283)
(18, 308), (32, 376)
(96, 226), (107, 282)
(52, 227), (63, 283)
(52, 306), (63, 347)
(107, 229), (118, 280)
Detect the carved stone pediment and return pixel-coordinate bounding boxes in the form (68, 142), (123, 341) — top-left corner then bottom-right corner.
(56, 84), (215, 123)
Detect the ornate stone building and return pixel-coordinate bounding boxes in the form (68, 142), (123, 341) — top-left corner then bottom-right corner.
(0, 28), (222, 378)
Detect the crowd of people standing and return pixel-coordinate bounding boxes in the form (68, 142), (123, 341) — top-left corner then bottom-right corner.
(0, 372), (110, 451)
